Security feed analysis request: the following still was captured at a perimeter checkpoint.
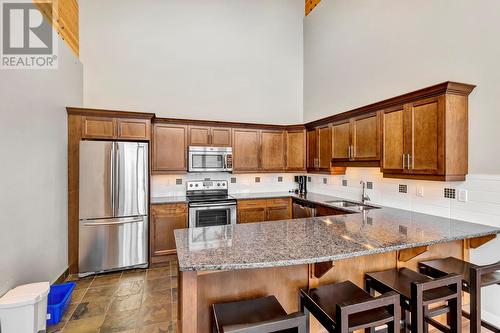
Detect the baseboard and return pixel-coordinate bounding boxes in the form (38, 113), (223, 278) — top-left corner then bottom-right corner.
(54, 267), (70, 284)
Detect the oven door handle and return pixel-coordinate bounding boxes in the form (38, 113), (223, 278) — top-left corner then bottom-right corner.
(189, 201), (236, 208)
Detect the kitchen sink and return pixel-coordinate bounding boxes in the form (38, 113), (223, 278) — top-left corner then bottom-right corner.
(324, 200), (380, 211)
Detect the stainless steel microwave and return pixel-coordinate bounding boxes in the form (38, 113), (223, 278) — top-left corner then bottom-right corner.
(188, 146), (233, 172)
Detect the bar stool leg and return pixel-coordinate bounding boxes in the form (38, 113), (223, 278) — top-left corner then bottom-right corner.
(449, 288), (462, 333)
(410, 283), (424, 333)
(364, 278), (375, 333)
(299, 294), (310, 333)
(470, 267), (481, 333)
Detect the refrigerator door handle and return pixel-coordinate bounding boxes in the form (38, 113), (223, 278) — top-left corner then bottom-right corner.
(114, 142), (120, 217)
(110, 143), (115, 215)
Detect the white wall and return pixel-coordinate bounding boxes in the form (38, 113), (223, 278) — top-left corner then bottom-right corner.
(80, 0), (304, 124)
(0, 38), (83, 295)
(304, 0), (500, 174)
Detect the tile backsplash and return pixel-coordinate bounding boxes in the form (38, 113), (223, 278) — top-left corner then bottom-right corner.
(151, 173), (298, 197)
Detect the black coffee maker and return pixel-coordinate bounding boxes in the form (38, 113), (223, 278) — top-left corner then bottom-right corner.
(294, 175), (308, 194)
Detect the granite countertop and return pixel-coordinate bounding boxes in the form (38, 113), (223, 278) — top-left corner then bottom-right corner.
(174, 192), (500, 272)
(151, 196), (187, 204)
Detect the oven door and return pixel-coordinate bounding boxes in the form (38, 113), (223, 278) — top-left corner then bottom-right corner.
(189, 202), (237, 228)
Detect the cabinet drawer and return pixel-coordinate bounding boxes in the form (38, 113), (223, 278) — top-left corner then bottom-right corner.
(237, 199), (267, 209)
(266, 198), (290, 207)
(151, 203), (188, 215)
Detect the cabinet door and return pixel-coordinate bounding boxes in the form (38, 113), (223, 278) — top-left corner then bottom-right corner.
(150, 204), (188, 260)
(332, 121), (350, 160)
(82, 116), (116, 139)
(211, 127), (232, 146)
(233, 129), (260, 171)
(238, 208), (267, 223)
(351, 113), (379, 161)
(188, 126), (210, 146)
(381, 106), (406, 174)
(315, 205), (346, 217)
(261, 130), (285, 171)
(266, 198), (291, 221)
(153, 124), (187, 172)
(317, 125), (332, 170)
(306, 129), (318, 170)
(407, 97), (444, 175)
(117, 118), (150, 140)
(286, 130), (306, 171)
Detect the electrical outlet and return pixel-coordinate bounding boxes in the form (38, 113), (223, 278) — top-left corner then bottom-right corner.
(230, 177), (237, 183)
(366, 182), (373, 190)
(342, 179), (348, 187)
(307, 177), (311, 182)
(398, 184), (407, 193)
(255, 177), (260, 183)
(416, 186), (424, 197)
(175, 179), (183, 185)
(278, 176), (283, 182)
(323, 178), (327, 184)
(458, 189), (468, 202)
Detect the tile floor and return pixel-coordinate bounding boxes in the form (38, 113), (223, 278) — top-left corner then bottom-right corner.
(47, 258), (178, 333)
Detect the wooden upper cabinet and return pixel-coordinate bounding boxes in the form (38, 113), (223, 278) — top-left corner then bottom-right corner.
(285, 130), (306, 171)
(82, 116), (115, 139)
(211, 127), (232, 146)
(261, 130), (285, 171)
(153, 124), (187, 172)
(188, 126), (210, 146)
(82, 116), (150, 140)
(381, 106), (406, 174)
(233, 129), (260, 172)
(188, 126), (231, 146)
(150, 203), (188, 263)
(306, 129), (317, 170)
(332, 121), (350, 160)
(117, 118), (151, 140)
(382, 94), (468, 181)
(351, 113), (380, 161)
(407, 97), (443, 175)
(317, 125), (332, 170)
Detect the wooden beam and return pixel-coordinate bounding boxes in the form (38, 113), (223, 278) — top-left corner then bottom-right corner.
(398, 246), (429, 262)
(467, 234), (497, 249)
(179, 271), (197, 333)
(33, 0), (79, 57)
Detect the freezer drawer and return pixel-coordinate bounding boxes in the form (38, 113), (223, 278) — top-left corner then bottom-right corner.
(78, 216), (148, 275)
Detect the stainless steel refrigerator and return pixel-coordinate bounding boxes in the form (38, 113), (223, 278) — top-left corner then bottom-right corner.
(78, 141), (148, 276)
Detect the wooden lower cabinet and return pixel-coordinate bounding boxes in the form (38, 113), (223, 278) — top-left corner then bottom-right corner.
(237, 198), (292, 223)
(150, 203), (188, 264)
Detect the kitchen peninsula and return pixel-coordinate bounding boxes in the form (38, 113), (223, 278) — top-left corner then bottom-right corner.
(174, 193), (500, 333)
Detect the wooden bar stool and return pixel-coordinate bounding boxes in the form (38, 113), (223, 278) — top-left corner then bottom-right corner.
(212, 295), (307, 333)
(299, 280), (400, 333)
(365, 267), (462, 333)
(419, 257), (500, 333)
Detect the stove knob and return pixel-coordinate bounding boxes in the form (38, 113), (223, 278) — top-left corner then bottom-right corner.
(195, 184), (199, 187)
(217, 183), (221, 186)
(189, 184), (193, 187)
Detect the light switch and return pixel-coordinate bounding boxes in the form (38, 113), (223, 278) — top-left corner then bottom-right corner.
(458, 189), (468, 202)
(416, 186), (424, 197)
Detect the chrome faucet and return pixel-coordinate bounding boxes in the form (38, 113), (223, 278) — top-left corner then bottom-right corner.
(360, 181), (370, 203)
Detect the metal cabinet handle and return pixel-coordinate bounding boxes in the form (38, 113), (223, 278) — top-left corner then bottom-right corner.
(402, 153), (405, 169)
(407, 154), (411, 170)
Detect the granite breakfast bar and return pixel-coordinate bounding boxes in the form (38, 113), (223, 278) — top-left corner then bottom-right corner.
(174, 199), (500, 333)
